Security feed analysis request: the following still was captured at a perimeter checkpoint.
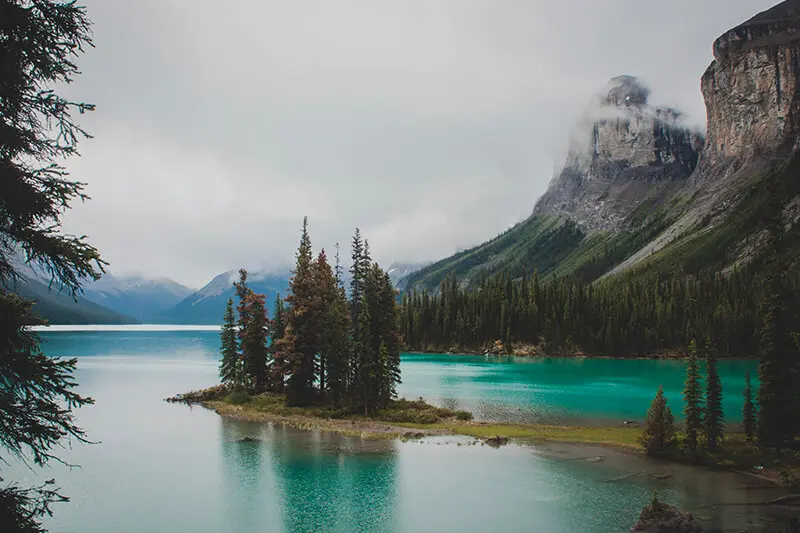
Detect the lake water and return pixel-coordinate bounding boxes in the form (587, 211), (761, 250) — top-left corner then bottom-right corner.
(8, 327), (792, 533)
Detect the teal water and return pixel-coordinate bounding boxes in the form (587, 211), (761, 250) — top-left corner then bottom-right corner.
(399, 353), (758, 425)
(7, 327), (787, 533)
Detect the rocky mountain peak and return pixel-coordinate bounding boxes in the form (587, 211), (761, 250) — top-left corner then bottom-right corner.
(603, 75), (650, 107)
(533, 76), (703, 231)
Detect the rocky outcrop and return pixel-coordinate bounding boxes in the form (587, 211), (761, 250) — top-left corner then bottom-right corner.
(630, 496), (699, 533)
(534, 76), (703, 231)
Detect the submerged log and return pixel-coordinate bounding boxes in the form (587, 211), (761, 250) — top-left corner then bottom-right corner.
(605, 472), (642, 483)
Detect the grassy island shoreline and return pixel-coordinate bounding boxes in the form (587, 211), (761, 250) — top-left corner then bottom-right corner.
(167, 386), (645, 448)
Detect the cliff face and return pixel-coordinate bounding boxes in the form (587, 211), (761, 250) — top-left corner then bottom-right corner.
(702, 1), (800, 163)
(533, 76), (703, 232)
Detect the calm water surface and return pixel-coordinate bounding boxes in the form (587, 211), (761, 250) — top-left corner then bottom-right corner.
(8, 327), (789, 533)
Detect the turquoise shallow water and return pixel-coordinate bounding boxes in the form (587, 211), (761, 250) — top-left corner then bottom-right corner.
(6, 327), (786, 533)
(398, 353), (758, 425)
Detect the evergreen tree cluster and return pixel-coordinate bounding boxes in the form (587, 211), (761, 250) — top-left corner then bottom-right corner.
(640, 337), (727, 457)
(219, 219), (401, 415)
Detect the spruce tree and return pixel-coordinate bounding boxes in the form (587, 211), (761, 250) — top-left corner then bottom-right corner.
(233, 269), (252, 388)
(683, 340), (704, 452)
(743, 371), (757, 442)
(324, 275), (351, 405)
(0, 2), (100, 528)
(311, 250), (334, 396)
(241, 293), (270, 392)
(638, 386), (677, 456)
(703, 339), (724, 451)
(218, 299), (240, 387)
(378, 270), (402, 404)
(285, 217), (317, 406)
(757, 196), (796, 448)
(270, 294), (286, 392)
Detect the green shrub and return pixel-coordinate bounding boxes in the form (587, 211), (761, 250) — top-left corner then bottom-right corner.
(456, 410), (473, 421)
(378, 409), (440, 424)
(224, 390), (252, 405)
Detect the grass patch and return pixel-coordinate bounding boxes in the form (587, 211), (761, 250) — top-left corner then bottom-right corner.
(392, 421), (643, 449)
(224, 389), (252, 405)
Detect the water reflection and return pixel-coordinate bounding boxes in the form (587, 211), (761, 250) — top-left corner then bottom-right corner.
(267, 427), (398, 533)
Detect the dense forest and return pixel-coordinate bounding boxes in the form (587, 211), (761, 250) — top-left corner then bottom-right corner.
(399, 266), (785, 358)
(218, 219), (401, 415)
(399, 190), (800, 359)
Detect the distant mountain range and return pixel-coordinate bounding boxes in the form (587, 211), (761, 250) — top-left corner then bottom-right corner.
(155, 270), (289, 325)
(82, 273), (194, 322)
(8, 253), (424, 325)
(12, 274), (137, 325)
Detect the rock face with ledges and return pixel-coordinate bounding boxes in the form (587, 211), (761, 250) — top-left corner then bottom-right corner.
(534, 76), (703, 232)
(697, 0), (800, 177)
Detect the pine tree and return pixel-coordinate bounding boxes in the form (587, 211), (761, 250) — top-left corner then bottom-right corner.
(704, 339), (724, 452)
(638, 386), (677, 456)
(743, 371), (757, 442)
(218, 299), (240, 387)
(683, 340), (705, 452)
(285, 217), (317, 406)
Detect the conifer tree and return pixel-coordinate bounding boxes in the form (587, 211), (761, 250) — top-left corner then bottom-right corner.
(639, 386), (677, 456)
(743, 371), (757, 442)
(218, 299), (240, 387)
(324, 274), (351, 405)
(270, 294), (286, 392)
(241, 293), (270, 392)
(311, 250), (334, 395)
(703, 339), (724, 451)
(0, 2), (100, 527)
(378, 270), (402, 403)
(683, 340), (704, 452)
(285, 218), (317, 406)
(757, 195), (797, 448)
(234, 269), (252, 386)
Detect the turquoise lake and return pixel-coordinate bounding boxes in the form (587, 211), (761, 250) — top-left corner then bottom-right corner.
(7, 327), (791, 533)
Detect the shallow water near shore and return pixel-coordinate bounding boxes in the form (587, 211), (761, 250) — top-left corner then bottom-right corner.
(7, 327), (790, 533)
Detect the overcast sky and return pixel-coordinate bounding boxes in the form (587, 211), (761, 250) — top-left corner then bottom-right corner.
(59, 0), (775, 288)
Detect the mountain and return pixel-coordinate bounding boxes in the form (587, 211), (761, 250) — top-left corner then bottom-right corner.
(387, 262), (428, 290)
(405, 0), (800, 291)
(532, 75), (703, 231)
(82, 274), (194, 322)
(6, 263), (136, 325)
(157, 270), (290, 325)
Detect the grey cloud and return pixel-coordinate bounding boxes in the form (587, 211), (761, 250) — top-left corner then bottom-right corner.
(60, 0), (776, 287)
